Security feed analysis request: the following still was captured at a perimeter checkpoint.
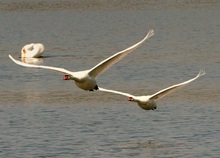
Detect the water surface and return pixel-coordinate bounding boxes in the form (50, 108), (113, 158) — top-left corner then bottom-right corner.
(0, 1), (220, 157)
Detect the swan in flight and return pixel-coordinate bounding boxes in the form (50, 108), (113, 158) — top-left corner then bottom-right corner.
(99, 70), (205, 110)
(21, 43), (44, 58)
(9, 29), (154, 91)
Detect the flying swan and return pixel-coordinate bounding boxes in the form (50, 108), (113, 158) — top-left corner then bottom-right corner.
(21, 43), (45, 58)
(98, 70), (205, 110)
(9, 29), (154, 91)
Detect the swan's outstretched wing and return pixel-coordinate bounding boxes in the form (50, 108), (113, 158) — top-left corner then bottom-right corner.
(89, 29), (154, 77)
(98, 87), (134, 98)
(9, 55), (73, 75)
(150, 70), (205, 101)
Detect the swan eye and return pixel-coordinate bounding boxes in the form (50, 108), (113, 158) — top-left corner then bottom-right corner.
(128, 97), (133, 101)
(63, 75), (69, 80)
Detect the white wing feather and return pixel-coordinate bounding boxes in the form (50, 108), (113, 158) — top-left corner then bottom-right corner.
(89, 29), (154, 77)
(9, 55), (73, 75)
(98, 87), (134, 98)
(150, 70), (205, 101)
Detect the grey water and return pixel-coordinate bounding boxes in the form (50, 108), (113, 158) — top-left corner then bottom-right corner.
(0, 0), (220, 157)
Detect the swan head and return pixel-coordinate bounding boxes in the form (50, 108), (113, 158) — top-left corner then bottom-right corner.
(128, 97), (134, 101)
(63, 74), (77, 81)
(21, 43), (34, 55)
(21, 48), (26, 57)
(63, 75), (72, 80)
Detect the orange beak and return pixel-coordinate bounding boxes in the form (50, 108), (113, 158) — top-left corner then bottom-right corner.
(128, 97), (133, 101)
(63, 75), (69, 80)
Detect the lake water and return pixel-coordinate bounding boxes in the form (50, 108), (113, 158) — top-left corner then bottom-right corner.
(0, 0), (220, 157)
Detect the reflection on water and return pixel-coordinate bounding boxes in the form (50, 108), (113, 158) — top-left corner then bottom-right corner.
(21, 57), (44, 64)
(0, 0), (220, 157)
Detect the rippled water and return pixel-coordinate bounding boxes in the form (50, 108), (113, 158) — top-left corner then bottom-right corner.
(0, 1), (220, 157)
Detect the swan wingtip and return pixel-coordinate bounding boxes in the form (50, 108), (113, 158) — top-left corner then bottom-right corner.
(8, 54), (13, 59)
(199, 69), (206, 76)
(149, 29), (154, 35)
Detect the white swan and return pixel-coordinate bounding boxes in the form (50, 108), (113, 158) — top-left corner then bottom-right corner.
(99, 70), (205, 110)
(9, 29), (154, 91)
(21, 43), (44, 58)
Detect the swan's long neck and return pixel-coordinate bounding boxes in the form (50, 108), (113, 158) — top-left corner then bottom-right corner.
(69, 75), (77, 80)
(68, 75), (81, 82)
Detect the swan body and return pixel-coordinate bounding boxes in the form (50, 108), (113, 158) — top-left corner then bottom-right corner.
(21, 43), (44, 58)
(9, 29), (154, 91)
(99, 70), (205, 110)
